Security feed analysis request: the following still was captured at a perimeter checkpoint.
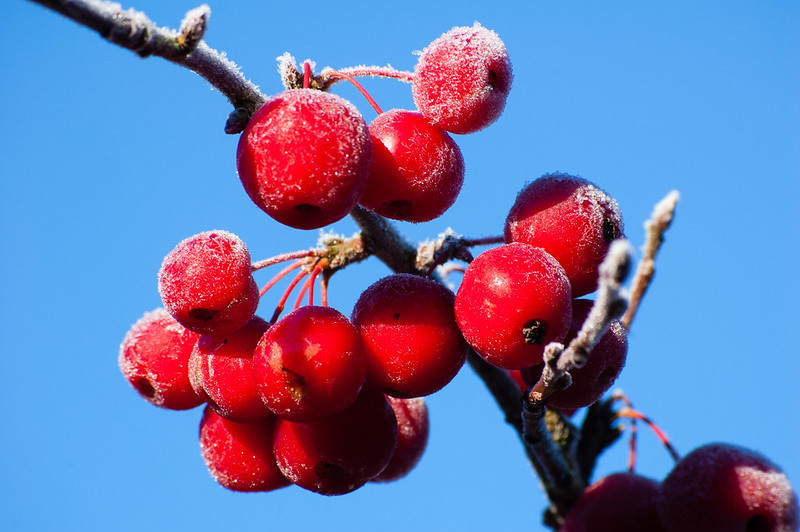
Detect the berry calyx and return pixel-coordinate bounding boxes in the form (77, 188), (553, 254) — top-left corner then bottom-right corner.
(359, 109), (464, 222)
(412, 22), (512, 134)
(199, 406), (290, 493)
(158, 230), (259, 336)
(352, 273), (468, 398)
(658, 443), (799, 532)
(236, 88), (372, 230)
(253, 305), (366, 422)
(118, 308), (203, 410)
(504, 173), (624, 297)
(454, 243), (573, 370)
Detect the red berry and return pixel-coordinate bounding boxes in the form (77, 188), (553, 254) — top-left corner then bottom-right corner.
(118, 308), (203, 410)
(359, 109), (464, 222)
(412, 23), (512, 134)
(236, 88), (372, 230)
(372, 396), (430, 483)
(658, 443), (799, 532)
(198, 406), (290, 493)
(158, 230), (259, 336)
(504, 173), (624, 297)
(272, 385), (398, 496)
(189, 316), (272, 422)
(561, 472), (667, 532)
(520, 299), (627, 409)
(253, 306), (366, 422)
(352, 273), (468, 398)
(454, 243), (572, 370)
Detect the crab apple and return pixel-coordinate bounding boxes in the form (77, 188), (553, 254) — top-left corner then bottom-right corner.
(198, 406), (290, 493)
(158, 230), (259, 336)
(253, 306), (366, 422)
(658, 443), (799, 532)
(412, 22), (512, 134)
(118, 308), (203, 410)
(359, 109), (464, 222)
(561, 472), (667, 532)
(352, 273), (468, 398)
(236, 88), (372, 230)
(189, 316), (272, 422)
(520, 299), (627, 410)
(454, 243), (572, 370)
(372, 396), (430, 483)
(272, 385), (398, 496)
(504, 173), (624, 297)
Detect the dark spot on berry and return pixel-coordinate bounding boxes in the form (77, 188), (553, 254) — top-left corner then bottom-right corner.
(602, 218), (618, 242)
(522, 320), (549, 345)
(597, 367), (618, 388)
(380, 199), (412, 219)
(487, 69), (497, 88)
(314, 461), (348, 480)
(745, 515), (771, 532)
(282, 367), (308, 401)
(132, 377), (156, 399)
(189, 308), (217, 322)
(295, 203), (322, 215)
(393, 312), (400, 320)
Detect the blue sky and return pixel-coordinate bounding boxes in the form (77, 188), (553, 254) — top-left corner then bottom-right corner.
(2, 1), (798, 531)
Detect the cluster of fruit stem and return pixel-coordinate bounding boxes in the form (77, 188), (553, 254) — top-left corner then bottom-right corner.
(38, 1), (682, 527)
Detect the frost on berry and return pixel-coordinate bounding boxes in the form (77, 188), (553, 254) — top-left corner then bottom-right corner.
(359, 109), (465, 222)
(352, 273), (468, 398)
(236, 88), (372, 230)
(454, 243), (573, 370)
(189, 316), (273, 422)
(561, 473), (667, 532)
(412, 22), (512, 134)
(253, 306), (366, 422)
(658, 443), (799, 532)
(504, 173), (624, 297)
(118, 308), (203, 410)
(199, 406), (290, 493)
(158, 230), (258, 336)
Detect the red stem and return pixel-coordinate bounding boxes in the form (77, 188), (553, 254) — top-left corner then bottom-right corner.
(259, 259), (307, 298)
(271, 268), (309, 323)
(251, 250), (315, 272)
(326, 69), (383, 114)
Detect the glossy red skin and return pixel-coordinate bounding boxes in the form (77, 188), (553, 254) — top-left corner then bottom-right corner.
(189, 316), (273, 422)
(352, 273), (468, 398)
(504, 174), (623, 297)
(658, 443), (799, 532)
(236, 88), (372, 230)
(521, 299), (627, 409)
(158, 230), (259, 336)
(253, 306), (366, 422)
(198, 406), (290, 493)
(372, 396), (430, 483)
(359, 109), (464, 222)
(454, 243), (573, 370)
(413, 23), (512, 134)
(561, 473), (667, 532)
(272, 386), (398, 496)
(118, 308), (203, 410)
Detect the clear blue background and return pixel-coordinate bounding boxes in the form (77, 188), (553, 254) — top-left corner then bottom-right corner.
(2, 1), (798, 531)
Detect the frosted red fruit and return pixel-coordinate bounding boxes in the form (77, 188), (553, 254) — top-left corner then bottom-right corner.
(253, 306), (366, 422)
(272, 385), (398, 496)
(236, 88), (372, 230)
(189, 316), (272, 422)
(561, 473), (667, 532)
(359, 109), (464, 222)
(521, 299), (627, 409)
(118, 308), (203, 410)
(352, 273), (468, 398)
(198, 406), (290, 493)
(658, 443), (799, 532)
(412, 22), (512, 134)
(158, 230), (259, 336)
(504, 173), (623, 297)
(454, 243), (572, 370)
(372, 396), (430, 483)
